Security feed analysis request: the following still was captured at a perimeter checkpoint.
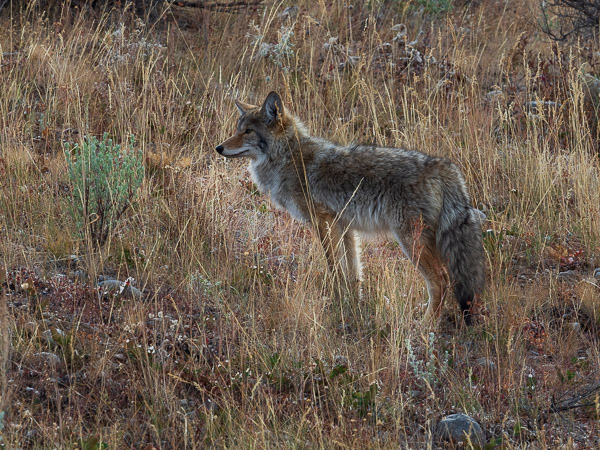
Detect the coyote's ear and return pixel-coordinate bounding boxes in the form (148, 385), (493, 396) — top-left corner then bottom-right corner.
(261, 91), (285, 125)
(235, 99), (256, 116)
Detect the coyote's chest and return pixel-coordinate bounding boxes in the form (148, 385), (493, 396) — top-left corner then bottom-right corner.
(248, 159), (309, 223)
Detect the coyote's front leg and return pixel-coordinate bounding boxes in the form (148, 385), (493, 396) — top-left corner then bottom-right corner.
(316, 215), (361, 298)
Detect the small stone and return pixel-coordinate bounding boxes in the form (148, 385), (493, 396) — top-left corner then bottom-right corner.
(278, 5), (299, 21)
(33, 352), (61, 366)
(334, 355), (349, 367)
(97, 279), (142, 300)
(42, 329), (57, 347)
(435, 413), (485, 447)
(593, 268), (600, 279)
(410, 390), (422, 399)
(486, 89), (503, 99)
(69, 254), (82, 265)
(114, 353), (126, 362)
(97, 275), (115, 283)
(70, 270), (88, 282)
(570, 322), (581, 332)
(23, 321), (37, 334)
(558, 270), (576, 279)
(391, 23), (406, 33)
(25, 386), (40, 395)
(475, 357), (496, 371)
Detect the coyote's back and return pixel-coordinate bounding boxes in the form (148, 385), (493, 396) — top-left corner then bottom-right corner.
(217, 91), (485, 324)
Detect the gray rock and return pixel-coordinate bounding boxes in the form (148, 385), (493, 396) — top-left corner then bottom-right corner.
(527, 100), (560, 110)
(70, 270), (88, 282)
(486, 89), (503, 99)
(34, 352), (61, 366)
(42, 329), (57, 347)
(334, 355), (349, 368)
(475, 357), (496, 371)
(97, 275), (115, 283)
(97, 278), (142, 300)
(435, 413), (485, 447)
(558, 270), (576, 279)
(593, 268), (600, 279)
(278, 5), (299, 21)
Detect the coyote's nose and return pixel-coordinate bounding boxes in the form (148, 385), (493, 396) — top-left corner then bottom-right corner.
(216, 145), (224, 154)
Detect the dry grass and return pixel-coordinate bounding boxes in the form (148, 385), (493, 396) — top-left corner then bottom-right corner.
(1, 0), (599, 448)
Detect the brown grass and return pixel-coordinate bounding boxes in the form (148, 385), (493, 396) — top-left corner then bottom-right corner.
(1, 0), (599, 448)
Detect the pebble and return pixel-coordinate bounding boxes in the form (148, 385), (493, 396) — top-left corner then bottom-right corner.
(33, 352), (61, 366)
(557, 270), (576, 279)
(475, 357), (496, 371)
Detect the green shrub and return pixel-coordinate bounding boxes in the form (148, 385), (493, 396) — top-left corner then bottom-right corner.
(64, 133), (144, 248)
(417, 0), (453, 16)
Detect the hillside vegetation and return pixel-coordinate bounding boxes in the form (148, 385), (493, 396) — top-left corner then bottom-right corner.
(0, 0), (599, 447)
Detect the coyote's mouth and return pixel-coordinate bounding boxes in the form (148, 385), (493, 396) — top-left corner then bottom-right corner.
(216, 145), (250, 158)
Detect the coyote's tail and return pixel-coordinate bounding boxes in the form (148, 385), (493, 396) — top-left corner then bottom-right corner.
(436, 188), (485, 325)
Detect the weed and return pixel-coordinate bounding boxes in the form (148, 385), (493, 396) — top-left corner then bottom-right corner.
(64, 133), (144, 248)
(417, 0), (453, 16)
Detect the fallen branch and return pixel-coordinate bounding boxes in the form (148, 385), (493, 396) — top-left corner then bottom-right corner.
(168, 0), (263, 12)
(549, 380), (600, 414)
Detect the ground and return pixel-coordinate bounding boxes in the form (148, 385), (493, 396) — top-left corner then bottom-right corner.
(0, 0), (599, 448)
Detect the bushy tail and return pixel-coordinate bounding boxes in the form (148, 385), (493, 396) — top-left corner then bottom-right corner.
(436, 189), (485, 325)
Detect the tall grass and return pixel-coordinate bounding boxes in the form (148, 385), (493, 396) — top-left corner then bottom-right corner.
(0, 0), (599, 447)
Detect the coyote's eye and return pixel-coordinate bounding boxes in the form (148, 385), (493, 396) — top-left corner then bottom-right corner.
(244, 128), (253, 134)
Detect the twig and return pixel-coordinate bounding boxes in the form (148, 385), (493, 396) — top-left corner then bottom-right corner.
(549, 380), (600, 414)
(550, 402), (597, 413)
(168, 0), (263, 11)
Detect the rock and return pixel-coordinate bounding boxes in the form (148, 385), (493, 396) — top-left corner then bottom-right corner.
(570, 322), (581, 332)
(69, 254), (82, 266)
(475, 357), (496, 371)
(25, 386), (40, 395)
(486, 89), (503, 99)
(33, 352), (61, 366)
(334, 355), (349, 368)
(435, 413), (485, 447)
(97, 278), (142, 300)
(558, 270), (576, 280)
(527, 100), (560, 110)
(23, 321), (38, 334)
(42, 329), (57, 347)
(391, 23), (406, 33)
(97, 275), (115, 283)
(593, 268), (600, 279)
(278, 5), (299, 21)
(70, 270), (88, 282)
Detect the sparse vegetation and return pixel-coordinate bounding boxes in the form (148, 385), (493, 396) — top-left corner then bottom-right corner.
(0, 0), (599, 448)
(64, 133), (144, 248)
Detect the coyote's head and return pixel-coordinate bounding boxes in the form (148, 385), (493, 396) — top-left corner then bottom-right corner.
(216, 91), (288, 159)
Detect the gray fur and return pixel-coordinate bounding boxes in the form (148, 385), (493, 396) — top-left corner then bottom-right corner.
(217, 92), (485, 324)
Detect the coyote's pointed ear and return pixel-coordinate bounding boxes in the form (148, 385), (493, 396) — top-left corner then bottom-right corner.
(235, 99), (256, 116)
(261, 91), (285, 125)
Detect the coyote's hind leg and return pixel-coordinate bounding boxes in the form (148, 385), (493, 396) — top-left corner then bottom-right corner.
(395, 230), (450, 322)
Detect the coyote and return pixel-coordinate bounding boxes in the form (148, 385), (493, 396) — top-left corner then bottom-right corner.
(216, 92), (485, 324)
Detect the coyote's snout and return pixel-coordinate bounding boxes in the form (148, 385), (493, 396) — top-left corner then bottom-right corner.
(216, 91), (485, 324)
